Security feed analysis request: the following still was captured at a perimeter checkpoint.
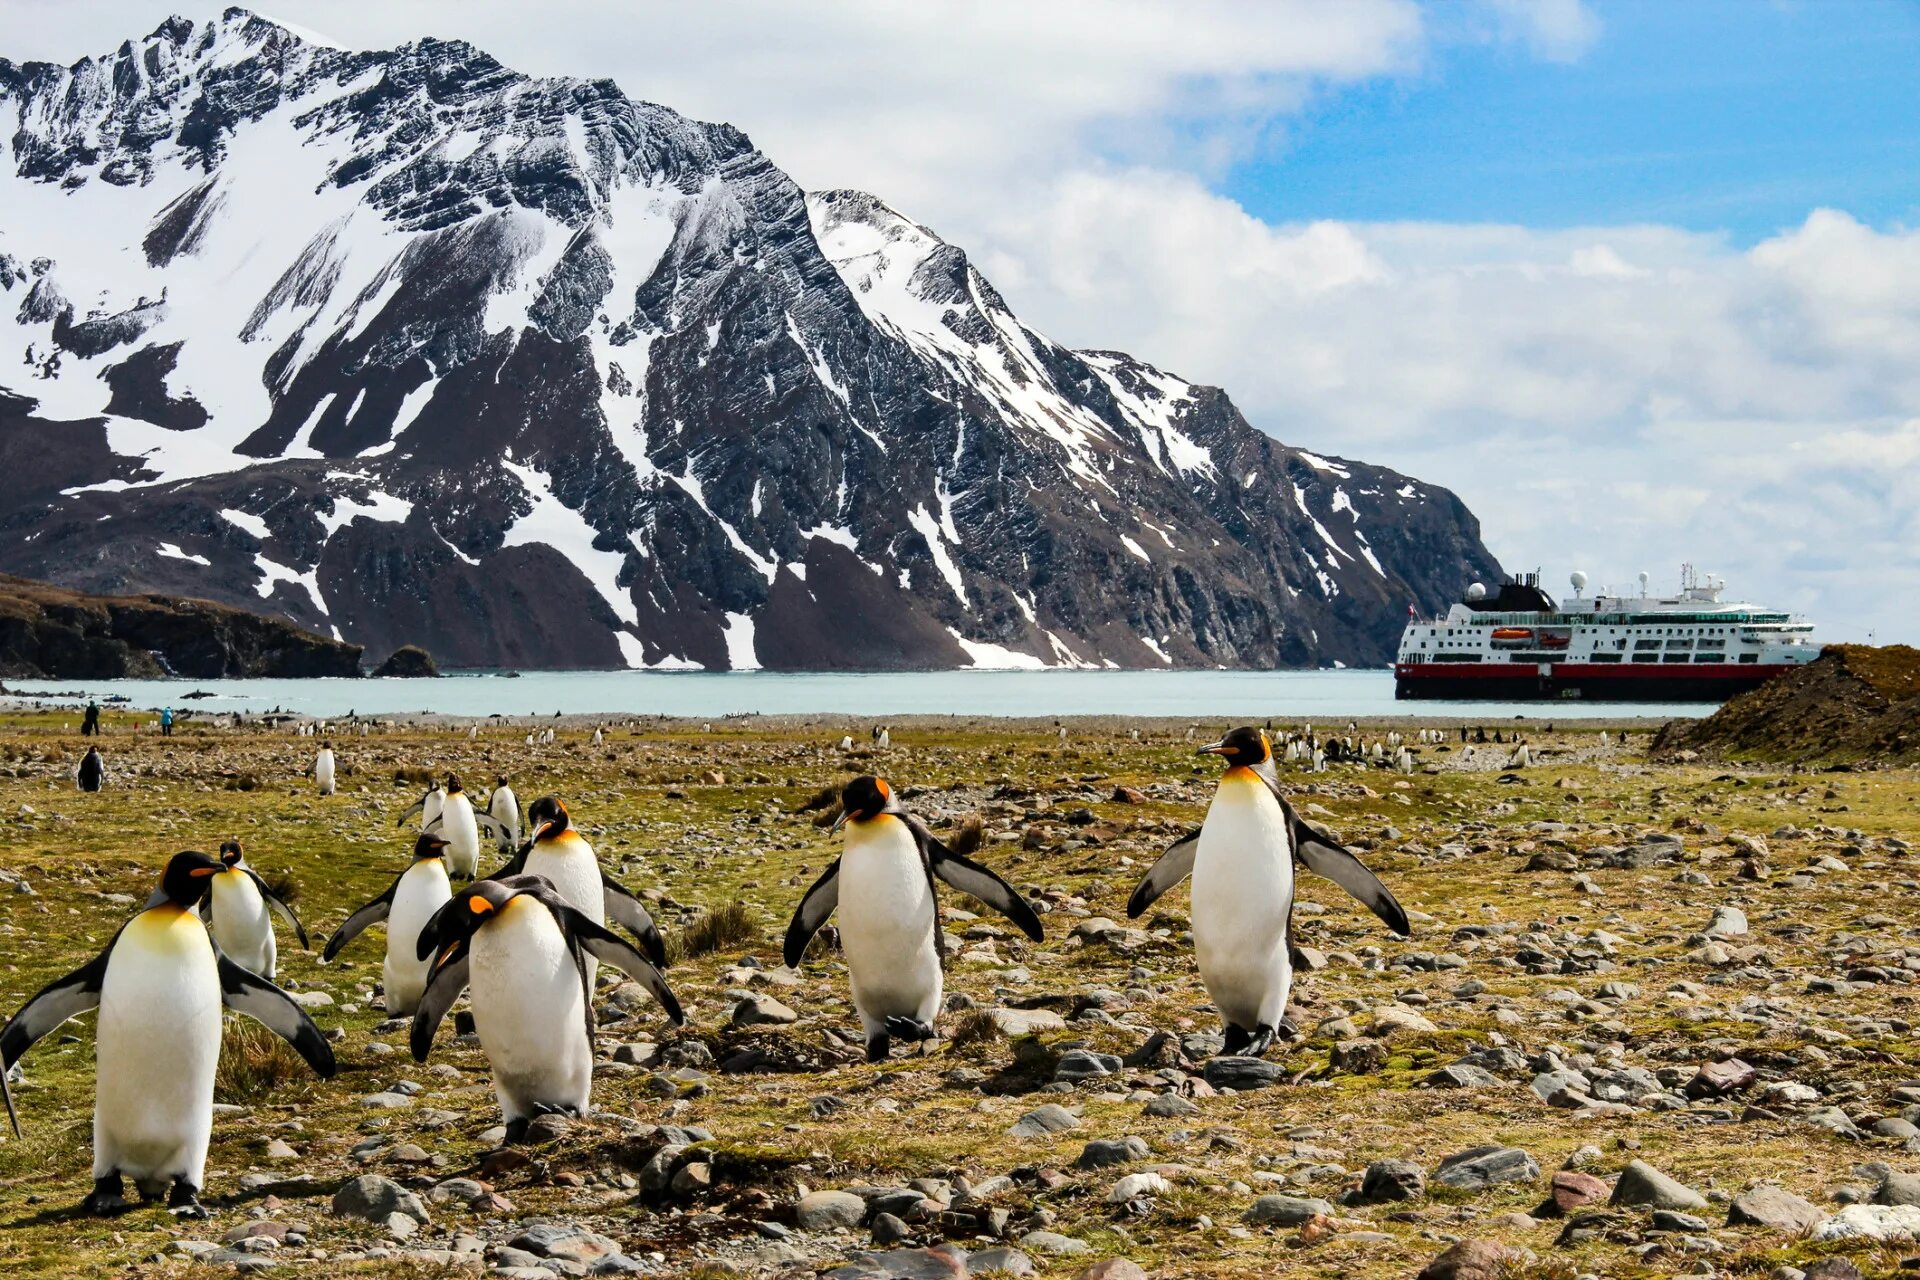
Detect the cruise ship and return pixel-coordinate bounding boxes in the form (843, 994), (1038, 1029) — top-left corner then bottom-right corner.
(1395, 566), (1819, 701)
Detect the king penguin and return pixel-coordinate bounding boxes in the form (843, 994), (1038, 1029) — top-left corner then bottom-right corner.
(397, 780), (445, 833)
(323, 833), (455, 1016)
(314, 741), (335, 795)
(429, 774), (505, 880)
(490, 796), (668, 984)
(410, 874), (683, 1140)
(0, 851), (335, 1216)
(201, 839), (309, 980)
(76, 746), (106, 792)
(785, 776), (1044, 1062)
(1126, 726), (1409, 1057)
(487, 775), (521, 849)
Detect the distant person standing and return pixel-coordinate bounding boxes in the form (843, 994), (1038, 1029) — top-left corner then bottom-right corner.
(82, 700), (100, 737)
(160, 707), (174, 737)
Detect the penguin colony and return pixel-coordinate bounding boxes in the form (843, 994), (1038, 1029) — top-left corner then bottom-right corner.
(8, 722), (1406, 1216)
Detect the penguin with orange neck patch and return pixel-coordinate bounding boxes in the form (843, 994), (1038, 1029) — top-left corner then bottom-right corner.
(785, 775), (1044, 1062)
(1127, 726), (1409, 1057)
(410, 874), (682, 1141)
(0, 851), (334, 1216)
(201, 839), (308, 979)
(490, 796), (667, 973)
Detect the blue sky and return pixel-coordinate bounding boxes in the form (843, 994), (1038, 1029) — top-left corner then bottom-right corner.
(1231, 0), (1920, 240)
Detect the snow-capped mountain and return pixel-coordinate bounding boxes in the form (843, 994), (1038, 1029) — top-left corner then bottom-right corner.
(0, 10), (1500, 670)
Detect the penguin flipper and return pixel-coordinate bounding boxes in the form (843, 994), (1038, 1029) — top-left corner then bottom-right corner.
(599, 873), (669, 968)
(565, 911), (686, 1027)
(1, 945), (111, 1070)
(409, 944), (471, 1062)
(216, 954), (336, 1078)
(472, 812), (508, 843)
(783, 859), (842, 968)
(920, 830), (1044, 942)
(244, 869), (310, 950)
(322, 879), (398, 962)
(1284, 805), (1410, 937)
(396, 798), (425, 828)
(1126, 828), (1201, 918)
(480, 841), (531, 883)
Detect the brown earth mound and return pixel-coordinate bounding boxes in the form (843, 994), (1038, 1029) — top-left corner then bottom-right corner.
(1653, 643), (1920, 765)
(0, 573), (363, 679)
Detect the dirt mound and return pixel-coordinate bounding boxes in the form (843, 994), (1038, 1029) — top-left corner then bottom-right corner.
(1653, 644), (1920, 765)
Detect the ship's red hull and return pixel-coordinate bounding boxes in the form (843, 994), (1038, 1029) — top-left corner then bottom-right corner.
(1393, 661), (1801, 702)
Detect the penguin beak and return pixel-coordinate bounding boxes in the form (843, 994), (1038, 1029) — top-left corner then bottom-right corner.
(829, 808), (852, 834)
(1197, 740), (1232, 756)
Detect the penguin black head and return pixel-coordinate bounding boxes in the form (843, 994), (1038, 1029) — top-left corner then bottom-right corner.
(159, 850), (223, 908)
(526, 795), (570, 841)
(445, 773), (463, 795)
(1198, 726), (1271, 769)
(835, 775), (896, 830)
(411, 833), (450, 861)
(495, 773), (509, 787)
(219, 839), (244, 867)
(459, 878), (518, 920)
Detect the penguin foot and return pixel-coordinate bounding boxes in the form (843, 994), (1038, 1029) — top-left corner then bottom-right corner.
(865, 1034), (891, 1064)
(1242, 1025), (1277, 1058)
(503, 1118), (531, 1144)
(81, 1175), (128, 1216)
(167, 1183), (208, 1219)
(1219, 1023), (1251, 1057)
(882, 1016), (937, 1042)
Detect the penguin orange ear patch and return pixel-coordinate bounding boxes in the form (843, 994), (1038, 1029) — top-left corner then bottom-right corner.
(875, 778), (891, 800)
(467, 897), (493, 915)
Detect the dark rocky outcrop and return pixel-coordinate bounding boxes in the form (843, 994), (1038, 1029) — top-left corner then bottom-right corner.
(371, 645), (438, 678)
(0, 573), (362, 679)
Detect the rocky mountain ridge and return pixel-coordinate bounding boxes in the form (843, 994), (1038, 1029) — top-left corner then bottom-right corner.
(0, 9), (1500, 669)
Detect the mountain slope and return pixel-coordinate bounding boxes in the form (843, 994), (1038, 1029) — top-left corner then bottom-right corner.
(0, 10), (1500, 670)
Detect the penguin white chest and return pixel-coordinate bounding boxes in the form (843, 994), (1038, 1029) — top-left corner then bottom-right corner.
(440, 796), (480, 876)
(385, 861), (452, 1013)
(315, 751), (334, 792)
(470, 897), (591, 1119)
(1191, 772), (1295, 1030)
(208, 871), (273, 971)
(837, 817), (941, 1026)
(96, 908), (222, 1184)
(526, 836), (605, 923)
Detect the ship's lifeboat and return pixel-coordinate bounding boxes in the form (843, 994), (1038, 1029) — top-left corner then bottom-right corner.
(1490, 627), (1533, 644)
(1539, 632), (1572, 649)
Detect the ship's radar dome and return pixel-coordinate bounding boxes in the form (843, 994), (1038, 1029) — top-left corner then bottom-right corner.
(1637, 570), (1651, 593)
(1466, 582), (1487, 601)
(1570, 570), (1589, 594)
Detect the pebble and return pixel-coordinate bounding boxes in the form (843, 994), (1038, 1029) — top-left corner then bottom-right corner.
(1074, 1137), (1150, 1169)
(1007, 1105), (1079, 1138)
(795, 1189), (868, 1231)
(1355, 1159), (1426, 1203)
(1810, 1203), (1920, 1242)
(331, 1175), (430, 1226)
(1609, 1160), (1707, 1211)
(1432, 1146), (1540, 1191)
(1017, 1231), (1090, 1256)
(1244, 1193), (1335, 1226)
(1728, 1184), (1824, 1232)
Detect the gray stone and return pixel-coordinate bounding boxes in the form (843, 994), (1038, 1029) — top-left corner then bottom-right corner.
(1075, 1137), (1150, 1169)
(1432, 1146), (1540, 1191)
(732, 994), (799, 1026)
(967, 1246), (1035, 1275)
(1202, 1056), (1285, 1091)
(796, 1189), (868, 1231)
(1427, 1064), (1498, 1089)
(1143, 1094), (1198, 1118)
(331, 1175), (430, 1225)
(1728, 1185), (1824, 1233)
(1874, 1171), (1920, 1206)
(1356, 1159), (1426, 1203)
(1609, 1160), (1707, 1211)
(1008, 1105), (1080, 1138)
(1811, 1204), (1920, 1242)
(1701, 905), (1748, 938)
(1054, 1050), (1122, 1083)
(1017, 1231), (1090, 1256)
(1244, 1194), (1335, 1226)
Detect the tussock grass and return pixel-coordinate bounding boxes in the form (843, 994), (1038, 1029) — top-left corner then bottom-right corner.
(667, 900), (760, 965)
(215, 1018), (317, 1104)
(946, 1006), (1003, 1055)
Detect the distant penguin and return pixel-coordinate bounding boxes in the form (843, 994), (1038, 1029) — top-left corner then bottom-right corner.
(491, 796), (668, 985)
(76, 746), (105, 793)
(591, 726), (604, 746)
(410, 874), (682, 1141)
(785, 776), (1043, 1062)
(202, 840), (308, 980)
(838, 735), (854, 751)
(0, 851), (334, 1216)
(1127, 727), (1408, 1057)
(487, 775), (521, 849)
(314, 741), (336, 795)
(323, 834), (454, 1016)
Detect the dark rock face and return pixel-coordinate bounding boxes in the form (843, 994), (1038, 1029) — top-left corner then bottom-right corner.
(371, 645), (438, 678)
(0, 573), (362, 678)
(0, 11), (1502, 670)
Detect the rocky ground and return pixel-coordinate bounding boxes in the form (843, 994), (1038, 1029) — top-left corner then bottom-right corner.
(0, 709), (1917, 1279)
